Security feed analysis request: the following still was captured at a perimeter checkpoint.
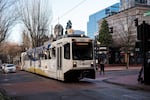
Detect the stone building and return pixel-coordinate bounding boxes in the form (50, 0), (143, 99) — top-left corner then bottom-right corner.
(103, 5), (150, 47)
(98, 5), (150, 64)
(120, 0), (150, 10)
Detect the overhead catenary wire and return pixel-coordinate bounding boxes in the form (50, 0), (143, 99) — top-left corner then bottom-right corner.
(52, 0), (87, 24)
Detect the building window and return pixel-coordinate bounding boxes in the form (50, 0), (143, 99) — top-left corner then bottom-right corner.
(105, 8), (110, 15)
(135, 0), (147, 4)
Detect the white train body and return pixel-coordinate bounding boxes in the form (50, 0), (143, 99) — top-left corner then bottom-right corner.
(21, 34), (95, 81)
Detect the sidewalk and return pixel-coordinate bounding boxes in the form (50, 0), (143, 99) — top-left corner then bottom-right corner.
(96, 65), (150, 91)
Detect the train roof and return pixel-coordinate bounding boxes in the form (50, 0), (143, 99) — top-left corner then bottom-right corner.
(65, 34), (88, 38)
(56, 34), (89, 40)
(25, 34), (92, 53)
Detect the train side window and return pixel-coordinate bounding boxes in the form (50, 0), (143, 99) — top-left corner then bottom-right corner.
(64, 43), (70, 59)
(43, 51), (48, 59)
(52, 47), (56, 58)
(48, 50), (51, 59)
(25, 55), (29, 60)
(38, 53), (44, 60)
(44, 50), (51, 59)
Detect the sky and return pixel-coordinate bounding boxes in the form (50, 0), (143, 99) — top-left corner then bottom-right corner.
(51, 0), (120, 33)
(9, 0), (120, 43)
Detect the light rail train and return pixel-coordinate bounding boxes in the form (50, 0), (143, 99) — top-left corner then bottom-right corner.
(21, 34), (95, 81)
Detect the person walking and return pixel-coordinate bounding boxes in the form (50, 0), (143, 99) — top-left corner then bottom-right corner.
(97, 57), (101, 74)
(99, 57), (105, 75)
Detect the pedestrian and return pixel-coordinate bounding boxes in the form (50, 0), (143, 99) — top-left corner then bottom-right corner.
(97, 57), (101, 73)
(99, 57), (106, 75)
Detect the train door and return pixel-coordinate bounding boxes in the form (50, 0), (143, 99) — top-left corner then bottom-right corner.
(56, 47), (63, 80)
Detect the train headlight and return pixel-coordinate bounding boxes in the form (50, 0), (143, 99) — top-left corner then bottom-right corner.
(81, 34), (84, 37)
(91, 62), (94, 67)
(73, 62), (77, 67)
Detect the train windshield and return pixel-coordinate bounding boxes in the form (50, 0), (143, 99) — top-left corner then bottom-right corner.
(72, 42), (93, 60)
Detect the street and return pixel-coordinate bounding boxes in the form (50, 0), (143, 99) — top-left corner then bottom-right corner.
(0, 69), (150, 100)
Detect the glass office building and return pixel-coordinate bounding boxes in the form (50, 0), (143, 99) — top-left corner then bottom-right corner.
(87, 0), (150, 38)
(87, 3), (120, 38)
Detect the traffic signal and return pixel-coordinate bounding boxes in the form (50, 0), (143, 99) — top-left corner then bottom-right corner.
(145, 41), (150, 52)
(144, 23), (150, 40)
(137, 21), (150, 41)
(109, 27), (113, 33)
(137, 25), (142, 40)
(134, 18), (138, 27)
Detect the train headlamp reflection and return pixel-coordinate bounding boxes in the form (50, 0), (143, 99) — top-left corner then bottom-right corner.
(91, 62), (94, 67)
(73, 62), (77, 67)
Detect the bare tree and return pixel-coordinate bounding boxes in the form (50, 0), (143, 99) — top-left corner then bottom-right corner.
(17, 0), (53, 48)
(116, 13), (136, 69)
(1, 42), (22, 63)
(0, 0), (18, 47)
(22, 30), (31, 51)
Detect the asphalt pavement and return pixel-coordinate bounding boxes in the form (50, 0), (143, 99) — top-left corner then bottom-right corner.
(1, 64), (150, 100)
